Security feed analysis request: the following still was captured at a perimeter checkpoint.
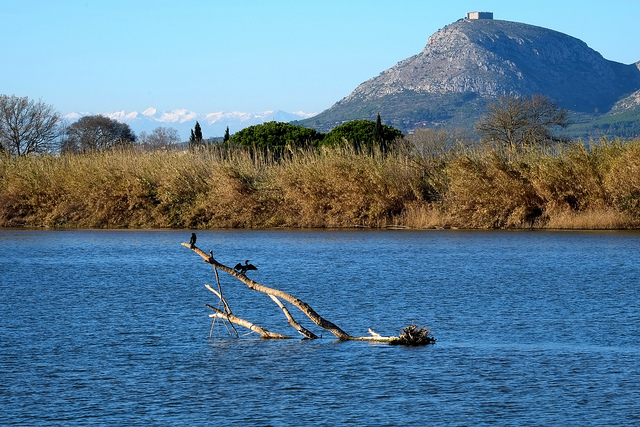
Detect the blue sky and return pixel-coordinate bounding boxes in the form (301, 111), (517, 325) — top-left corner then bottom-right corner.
(3, 0), (640, 116)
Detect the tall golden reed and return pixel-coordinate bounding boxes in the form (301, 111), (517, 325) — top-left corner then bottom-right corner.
(0, 138), (638, 229)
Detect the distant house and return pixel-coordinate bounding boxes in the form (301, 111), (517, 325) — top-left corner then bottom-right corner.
(466, 11), (493, 20)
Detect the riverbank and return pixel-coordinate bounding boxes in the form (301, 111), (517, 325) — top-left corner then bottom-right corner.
(1, 139), (639, 229)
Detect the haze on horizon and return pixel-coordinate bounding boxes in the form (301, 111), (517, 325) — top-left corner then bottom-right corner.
(2, 0), (640, 118)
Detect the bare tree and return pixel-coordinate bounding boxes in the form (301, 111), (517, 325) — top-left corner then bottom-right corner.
(62, 115), (136, 153)
(0, 95), (62, 156)
(183, 239), (436, 346)
(475, 94), (568, 149)
(139, 126), (181, 151)
(401, 128), (473, 161)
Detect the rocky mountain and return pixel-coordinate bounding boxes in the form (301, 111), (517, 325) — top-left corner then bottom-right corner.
(300, 16), (640, 136)
(64, 109), (316, 141)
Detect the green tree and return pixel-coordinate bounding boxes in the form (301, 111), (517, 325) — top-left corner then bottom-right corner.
(321, 119), (403, 152)
(475, 95), (569, 149)
(195, 121), (203, 142)
(229, 121), (324, 149)
(223, 126), (230, 143)
(189, 121), (204, 148)
(374, 113), (384, 144)
(0, 94), (62, 156)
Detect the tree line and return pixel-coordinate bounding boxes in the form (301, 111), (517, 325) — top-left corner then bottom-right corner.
(223, 114), (403, 152)
(0, 93), (569, 157)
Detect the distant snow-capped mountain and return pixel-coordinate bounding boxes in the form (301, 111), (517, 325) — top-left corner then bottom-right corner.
(63, 108), (318, 141)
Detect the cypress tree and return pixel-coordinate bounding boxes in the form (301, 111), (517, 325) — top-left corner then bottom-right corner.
(374, 113), (384, 147)
(194, 121), (203, 143)
(189, 129), (196, 148)
(223, 126), (230, 143)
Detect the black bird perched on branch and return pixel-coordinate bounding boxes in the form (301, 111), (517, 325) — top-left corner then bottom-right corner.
(189, 233), (197, 248)
(234, 260), (257, 275)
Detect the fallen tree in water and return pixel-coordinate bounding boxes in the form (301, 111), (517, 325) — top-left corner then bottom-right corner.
(182, 240), (435, 346)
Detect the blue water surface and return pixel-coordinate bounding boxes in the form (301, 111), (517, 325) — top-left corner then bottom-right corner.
(1, 229), (639, 425)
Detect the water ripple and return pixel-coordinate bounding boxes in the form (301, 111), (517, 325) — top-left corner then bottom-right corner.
(1, 229), (639, 425)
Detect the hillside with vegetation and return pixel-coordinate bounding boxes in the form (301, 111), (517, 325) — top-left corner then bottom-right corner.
(299, 18), (640, 138)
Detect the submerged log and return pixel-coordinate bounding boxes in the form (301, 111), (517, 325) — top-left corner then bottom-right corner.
(205, 303), (290, 339)
(182, 242), (435, 345)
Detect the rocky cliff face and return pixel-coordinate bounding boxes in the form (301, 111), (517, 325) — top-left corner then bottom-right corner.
(610, 61), (640, 113)
(611, 90), (640, 113)
(302, 18), (640, 134)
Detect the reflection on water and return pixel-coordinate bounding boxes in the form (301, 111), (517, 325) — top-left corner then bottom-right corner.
(1, 229), (640, 425)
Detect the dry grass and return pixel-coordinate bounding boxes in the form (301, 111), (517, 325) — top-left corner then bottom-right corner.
(266, 147), (424, 227)
(393, 203), (452, 229)
(544, 205), (633, 229)
(1, 138), (639, 229)
(441, 139), (640, 229)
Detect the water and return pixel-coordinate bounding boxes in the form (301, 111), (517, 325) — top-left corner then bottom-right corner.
(1, 229), (639, 425)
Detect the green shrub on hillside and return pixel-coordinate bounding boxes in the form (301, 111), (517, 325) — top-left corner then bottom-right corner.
(229, 121), (324, 149)
(226, 119), (403, 153)
(321, 119), (403, 151)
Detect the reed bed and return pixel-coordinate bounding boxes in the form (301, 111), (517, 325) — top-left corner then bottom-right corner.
(1, 138), (639, 229)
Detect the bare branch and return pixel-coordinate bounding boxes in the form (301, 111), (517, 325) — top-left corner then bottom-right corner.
(205, 303), (292, 339)
(475, 95), (568, 149)
(184, 241), (435, 345)
(183, 242), (353, 340)
(0, 95), (62, 156)
(268, 294), (319, 339)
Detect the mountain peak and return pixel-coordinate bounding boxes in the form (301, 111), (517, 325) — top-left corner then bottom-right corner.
(347, 18), (636, 109)
(302, 17), (640, 134)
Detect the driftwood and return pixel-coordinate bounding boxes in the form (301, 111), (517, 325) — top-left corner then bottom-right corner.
(182, 241), (435, 345)
(389, 322), (436, 346)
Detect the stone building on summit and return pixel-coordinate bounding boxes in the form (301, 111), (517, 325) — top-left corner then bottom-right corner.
(466, 11), (493, 20)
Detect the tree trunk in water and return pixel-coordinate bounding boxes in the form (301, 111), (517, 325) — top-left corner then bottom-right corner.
(182, 242), (435, 345)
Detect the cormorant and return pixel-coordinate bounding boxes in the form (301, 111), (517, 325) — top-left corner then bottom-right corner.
(234, 260), (257, 275)
(189, 233), (197, 248)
